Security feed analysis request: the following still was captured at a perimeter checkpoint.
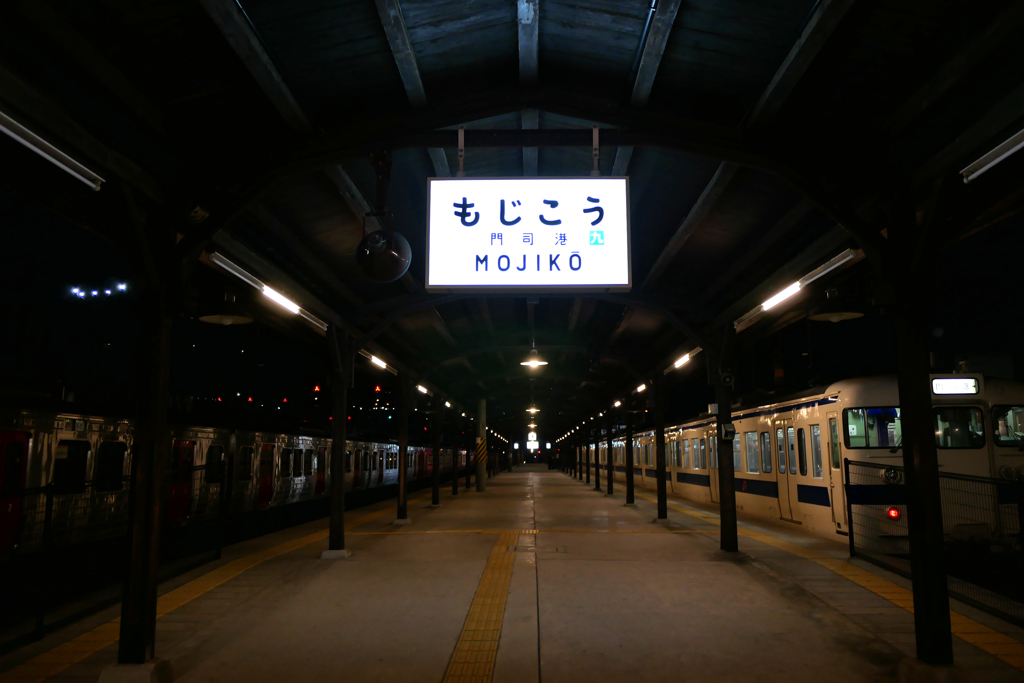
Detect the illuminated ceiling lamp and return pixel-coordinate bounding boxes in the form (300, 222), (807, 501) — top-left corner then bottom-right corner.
(526, 407), (540, 414)
(807, 289), (864, 323)
(520, 348), (548, 368)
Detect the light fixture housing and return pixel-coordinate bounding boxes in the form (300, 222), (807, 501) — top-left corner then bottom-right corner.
(0, 109), (105, 190)
(960, 127), (1024, 183)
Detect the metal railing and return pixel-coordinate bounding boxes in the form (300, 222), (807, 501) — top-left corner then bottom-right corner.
(845, 458), (1024, 626)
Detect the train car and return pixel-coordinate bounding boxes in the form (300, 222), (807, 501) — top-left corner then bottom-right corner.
(607, 374), (1024, 541)
(0, 406), (471, 554)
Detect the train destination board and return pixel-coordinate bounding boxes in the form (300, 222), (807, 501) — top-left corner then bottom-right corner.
(426, 177), (630, 291)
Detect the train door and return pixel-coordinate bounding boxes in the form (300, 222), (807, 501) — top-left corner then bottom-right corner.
(0, 431), (29, 551)
(376, 451), (385, 486)
(773, 420), (795, 521)
(826, 413), (846, 529)
(167, 440), (195, 523)
(256, 444), (274, 505)
(707, 429), (719, 502)
(353, 448), (363, 489)
(314, 447), (326, 496)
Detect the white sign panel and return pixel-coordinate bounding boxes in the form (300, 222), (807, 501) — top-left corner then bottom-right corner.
(931, 377), (979, 395)
(527, 440), (539, 450)
(426, 177), (630, 290)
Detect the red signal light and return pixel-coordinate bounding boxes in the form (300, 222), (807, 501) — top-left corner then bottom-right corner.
(375, 385), (381, 392)
(247, 397), (253, 402)
(283, 398), (288, 403)
(314, 385), (321, 392)
(887, 507), (901, 520)
(217, 397), (222, 402)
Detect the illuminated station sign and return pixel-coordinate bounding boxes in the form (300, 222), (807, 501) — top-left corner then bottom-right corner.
(931, 377), (980, 395)
(426, 177), (630, 291)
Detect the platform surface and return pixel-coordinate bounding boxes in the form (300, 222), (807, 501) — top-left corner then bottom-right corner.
(2, 466), (1023, 683)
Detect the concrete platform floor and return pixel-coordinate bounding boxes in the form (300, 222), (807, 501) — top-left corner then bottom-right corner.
(2, 466), (1023, 683)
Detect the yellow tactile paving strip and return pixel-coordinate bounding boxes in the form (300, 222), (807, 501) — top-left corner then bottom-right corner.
(0, 495), (425, 683)
(441, 529), (527, 683)
(632, 490), (1024, 671)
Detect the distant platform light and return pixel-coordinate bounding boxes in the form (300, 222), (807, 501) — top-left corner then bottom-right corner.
(417, 385), (428, 394)
(636, 384), (646, 393)
(445, 401), (451, 408)
(674, 353), (691, 369)
(546, 443), (551, 449)
(104, 290), (112, 295)
(526, 407), (540, 414)
(91, 291), (98, 296)
(613, 400), (621, 407)
(117, 283), (127, 291)
(71, 287), (80, 294)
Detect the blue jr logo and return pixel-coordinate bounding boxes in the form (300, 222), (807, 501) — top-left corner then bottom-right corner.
(589, 231), (604, 245)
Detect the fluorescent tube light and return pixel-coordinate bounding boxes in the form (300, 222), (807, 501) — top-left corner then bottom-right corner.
(262, 286), (300, 314)
(417, 385), (428, 394)
(370, 355), (387, 369)
(761, 282), (801, 311)
(613, 400), (621, 407)
(960, 127), (1024, 183)
(209, 253), (262, 290)
(636, 384), (646, 393)
(0, 110), (105, 191)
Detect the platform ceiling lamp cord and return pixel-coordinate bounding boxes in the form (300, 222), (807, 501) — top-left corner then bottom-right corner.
(456, 126), (465, 177)
(355, 150), (411, 282)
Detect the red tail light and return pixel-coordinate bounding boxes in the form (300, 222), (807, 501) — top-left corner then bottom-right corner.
(887, 507), (901, 520)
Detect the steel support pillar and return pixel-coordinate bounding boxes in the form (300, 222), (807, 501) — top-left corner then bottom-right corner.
(654, 380), (668, 519)
(889, 234), (953, 665)
(397, 378), (410, 521)
(593, 425), (601, 491)
(431, 400), (443, 506)
(326, 327), (352, 554)
(606, 415), (613, 495)
(625, 406), (635, 505)
(476, 399), (486, 491)
(118, 295), (171, 664)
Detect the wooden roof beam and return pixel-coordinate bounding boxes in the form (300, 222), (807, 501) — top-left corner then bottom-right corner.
(612, 0), (683, 176)
(643, 0), (855, 292)
(374, 0), (449, 178)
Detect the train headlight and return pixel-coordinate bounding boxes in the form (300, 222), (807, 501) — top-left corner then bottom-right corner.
(882, 468), (902, 485)
(886, 507), (901, 521)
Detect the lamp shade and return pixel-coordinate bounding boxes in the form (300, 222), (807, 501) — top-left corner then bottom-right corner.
(356, 230), (411, 283)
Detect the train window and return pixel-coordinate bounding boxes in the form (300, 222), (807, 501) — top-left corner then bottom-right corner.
(709, 438), (717, 469)
(732, 439), (741, 470)
(744, 432), (759, 473)
(843, 408), (901, 449)
(760, 432), (772, 473)
(993, 405), (1024, 447)
(776, 428), (786, 474)
(258, 445), (274, 478)
(2, 439), (26, 497)
(828, 419), (841, 470)
(53, 440), (90, 494)
(238, 447), (254, 480)
(300, 449), (312, 476)
(934, 407), (985, 449)
(796, 428), (807, 476)
(93, 441), (127, 492)
(810, 425), (823, 478)
(788, 427), (799, 475)
(690, 439), (698, 468)
(206, 445), (225, 484)
(699, 439), (706, 469)
(322, 448), (329, 474)
(280, 448), (292, 477)
(682, 439), (690, 468)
